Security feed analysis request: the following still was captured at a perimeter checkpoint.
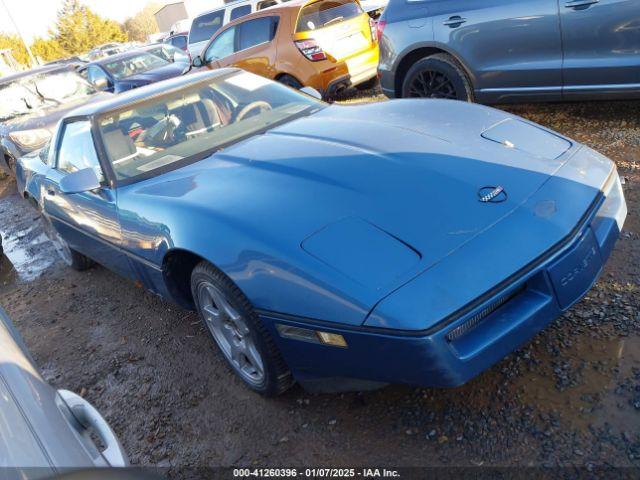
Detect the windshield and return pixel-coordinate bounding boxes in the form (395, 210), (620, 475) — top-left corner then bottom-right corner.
(102, 53), (170, 80)
(0, 71), (95, 121)
(98, 71), (323, 182)
(296, 0), (363, 32)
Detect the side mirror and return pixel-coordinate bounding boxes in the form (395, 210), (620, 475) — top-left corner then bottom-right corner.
(300, 86), (322, 100)
(192, 55), (204, 68)
(59, 168), (101, 194)
(93, 77), (112, 92)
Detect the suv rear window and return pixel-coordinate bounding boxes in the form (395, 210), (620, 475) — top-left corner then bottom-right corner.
(190, 10), (225, 44)
(296, 0), (363, 32)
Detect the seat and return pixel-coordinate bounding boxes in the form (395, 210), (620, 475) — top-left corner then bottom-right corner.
(173, 99), (222, 138)
(102, 126), (137, 165)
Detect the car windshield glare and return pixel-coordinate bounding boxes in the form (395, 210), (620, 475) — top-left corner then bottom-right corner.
(98, 72), (323, 182)
(0, 71), (94, 120)
(31, 71), (95, 102)
(0, 82), (39, 120)
(103, 53), (169, 80)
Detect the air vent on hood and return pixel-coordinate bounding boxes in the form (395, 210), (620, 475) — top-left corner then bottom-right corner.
(481, 119), (572, 160)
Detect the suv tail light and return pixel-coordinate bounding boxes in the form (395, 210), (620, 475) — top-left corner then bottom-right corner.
(369, 18), (377, 42)
(295, 39), (327, 61)
(376, 20), (387, 42)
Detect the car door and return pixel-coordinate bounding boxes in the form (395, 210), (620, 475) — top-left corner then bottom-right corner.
(41, 119), (133, 277)
(559, 0), (640, 97)
(233, 16), (279, 78)
(430, 0), (563, 102)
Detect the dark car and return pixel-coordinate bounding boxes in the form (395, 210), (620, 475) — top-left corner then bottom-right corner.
(78, 50), (189, 94)
(0, 65), (107, 176)
(0, 306), (128, 476)
(163, 31), (189, 51)
(377, 0), (640, 103)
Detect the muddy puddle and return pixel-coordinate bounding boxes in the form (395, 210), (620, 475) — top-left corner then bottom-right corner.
(0, 221), (55, 286)
(514, 333), (640, 432)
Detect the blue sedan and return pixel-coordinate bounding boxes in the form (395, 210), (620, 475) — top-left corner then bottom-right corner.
(29, 70), (627, 395)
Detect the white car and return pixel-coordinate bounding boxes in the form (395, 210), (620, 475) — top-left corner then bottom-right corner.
(0, 306), (128, 478)
(187, 0), (290, 57)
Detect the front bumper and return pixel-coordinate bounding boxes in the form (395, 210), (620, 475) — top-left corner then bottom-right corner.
(260, 171), (626, 389)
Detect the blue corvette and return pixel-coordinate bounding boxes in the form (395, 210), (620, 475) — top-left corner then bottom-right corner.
(23, 70), (627, 395)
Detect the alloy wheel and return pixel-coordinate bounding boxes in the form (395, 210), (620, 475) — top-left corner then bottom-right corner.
(197, 281), (265, 386)
(407, 70), (457, 99)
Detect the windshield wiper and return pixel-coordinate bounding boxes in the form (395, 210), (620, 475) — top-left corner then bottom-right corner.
(323, 16), (344, 27)
(33, 84), (61, 106)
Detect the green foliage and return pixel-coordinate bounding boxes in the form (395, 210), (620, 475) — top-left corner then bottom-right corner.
(31, 37), (65, 63)
(123, 3), (161, 43)
(0, 33), (30, 66)
(0, 0), (129, 67)
(52, 0), (128, 55)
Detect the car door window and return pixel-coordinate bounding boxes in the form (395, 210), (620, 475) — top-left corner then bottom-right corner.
(230, 5), (251, 21)
(190, 10), (225, 44)
(258, 0), (278, 9)
(56, 121), (105, 183)
(204, 27), (237, 62)
(238, 17), (277, 51)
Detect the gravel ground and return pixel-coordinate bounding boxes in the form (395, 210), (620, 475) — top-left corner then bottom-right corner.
(0, 90), (638, 476)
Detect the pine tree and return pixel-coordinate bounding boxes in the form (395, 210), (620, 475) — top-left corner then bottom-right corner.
(52, 0), (127, 55)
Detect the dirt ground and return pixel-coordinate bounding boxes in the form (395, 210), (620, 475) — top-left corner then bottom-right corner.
(0, 92), (638, 475)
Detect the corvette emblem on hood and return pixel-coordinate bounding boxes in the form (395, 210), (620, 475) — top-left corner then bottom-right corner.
(478, 186), (507, 203)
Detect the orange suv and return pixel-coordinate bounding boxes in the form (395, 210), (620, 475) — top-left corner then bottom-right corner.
(192, 0), (380, 97)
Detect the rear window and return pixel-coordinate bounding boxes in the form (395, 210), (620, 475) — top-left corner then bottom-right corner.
(296, 0), (363, 32)
(190, 10), (225, 44)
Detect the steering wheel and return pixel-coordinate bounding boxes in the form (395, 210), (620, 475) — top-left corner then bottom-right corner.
(235, 101), (272, 122)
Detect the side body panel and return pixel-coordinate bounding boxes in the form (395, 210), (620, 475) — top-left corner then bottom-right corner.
(560, 0), (640, 99)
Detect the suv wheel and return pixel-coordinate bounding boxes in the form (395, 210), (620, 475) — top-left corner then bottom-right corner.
(191, 261), (294, 396)
(402, 53), (473, 102)
(277, 74), (303, 90)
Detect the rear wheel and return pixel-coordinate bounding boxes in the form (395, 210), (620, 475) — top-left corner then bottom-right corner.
(191, 261), (294, 396)
(42, 216), (93, 271)
(402, 53), (473, 102)
(277, 74), (303, 90)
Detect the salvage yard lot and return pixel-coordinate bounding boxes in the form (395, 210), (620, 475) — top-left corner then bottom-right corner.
(0, 91), (638, 472)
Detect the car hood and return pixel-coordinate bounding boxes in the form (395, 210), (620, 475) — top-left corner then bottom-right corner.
(122, 100), (602, 324)
(123, 63), (187, 85)
(208, 101), (573, 267)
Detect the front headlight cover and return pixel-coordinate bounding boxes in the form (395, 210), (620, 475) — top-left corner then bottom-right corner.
(9, 128), (51, 151)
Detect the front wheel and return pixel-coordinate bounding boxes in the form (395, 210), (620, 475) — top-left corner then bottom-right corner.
(191, 261), (294, 396)
(402, 53), (473, 102)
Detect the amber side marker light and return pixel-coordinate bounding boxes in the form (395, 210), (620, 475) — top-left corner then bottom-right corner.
(276, 324), (348, 348)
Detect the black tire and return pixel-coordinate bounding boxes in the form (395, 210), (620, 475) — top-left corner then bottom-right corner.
(191, 261), (294, 396)
(401, 53), (473, 102)
(276, 74), (303, 90)
(355, 76), (378, 91)
(41, 216), (94, 271)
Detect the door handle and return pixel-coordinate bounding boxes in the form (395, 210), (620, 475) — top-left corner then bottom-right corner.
(58, 390), (129, 467)
(564, 0), (598, 8)
(443, 16), (467, 27)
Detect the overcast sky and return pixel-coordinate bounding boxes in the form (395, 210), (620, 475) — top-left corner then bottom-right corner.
(0, 0), (158, 42)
